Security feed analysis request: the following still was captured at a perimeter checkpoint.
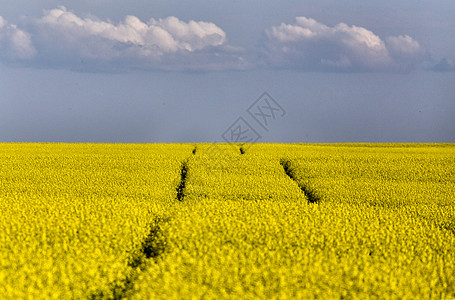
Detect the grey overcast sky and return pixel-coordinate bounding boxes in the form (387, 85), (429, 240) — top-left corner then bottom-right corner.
(1, 1), (454, 143)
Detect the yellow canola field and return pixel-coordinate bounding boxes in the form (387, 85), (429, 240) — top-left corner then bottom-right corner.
(0, 143), (192, 299)
(1, 143), (454, 299)
(130, 143), (455, 299)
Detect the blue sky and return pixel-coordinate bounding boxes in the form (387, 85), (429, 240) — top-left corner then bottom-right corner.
(1, 1), (454, 142)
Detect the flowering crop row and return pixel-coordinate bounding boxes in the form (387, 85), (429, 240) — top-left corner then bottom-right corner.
(0, 143), (454, 298)
(130, 143), (455, 299)
(0, 143), (192, 299)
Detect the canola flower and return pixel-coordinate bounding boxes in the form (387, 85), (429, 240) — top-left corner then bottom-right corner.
(0, 143), (454, 299)
(129, 143), (455, 299)
(0, 143), (192, 299)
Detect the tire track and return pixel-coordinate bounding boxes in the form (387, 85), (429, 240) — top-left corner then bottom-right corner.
(91, 217), (168, 300)
(92, 149), (194, 299)
(280, 159), (321, 204)
(131, 217), (168, 265)
(176, 159), (189, 202)
(239, 145), (246, 155)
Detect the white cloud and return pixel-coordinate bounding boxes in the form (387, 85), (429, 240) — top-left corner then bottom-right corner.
(263, 17), (425, 72)
(36, 7), (226, 56)
(386, 35), (422, 56)
(0, 16), (6, 29)
(1, 7), (248, 71)
(429, 58), (455, 72)
(0, 11), (434, 73)
(0, 16), (36, 59)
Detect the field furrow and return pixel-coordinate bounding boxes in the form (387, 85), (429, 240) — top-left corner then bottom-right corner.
(1, 143), (454, 299)
(0, 143), (192, 299)
(176, 159), (189, 202)
(280, 158), (321, 204)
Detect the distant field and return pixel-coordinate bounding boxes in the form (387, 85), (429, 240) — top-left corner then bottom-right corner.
(1, 143), (454, 299)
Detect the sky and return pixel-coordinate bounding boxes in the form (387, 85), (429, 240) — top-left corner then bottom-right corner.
(1, 0), (454, 143)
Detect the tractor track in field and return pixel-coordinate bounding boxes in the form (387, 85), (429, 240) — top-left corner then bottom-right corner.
(131, 217), (169, 265)
(280, 159), (321, 204)
(92, 149), (195, 299)
(239, 145), (246, 155)
(91, 217), (169, 300)
(176, 159), (189, 202)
